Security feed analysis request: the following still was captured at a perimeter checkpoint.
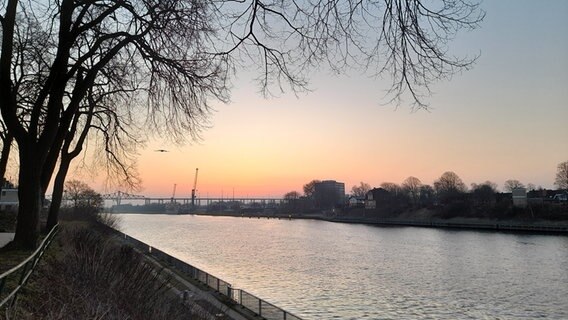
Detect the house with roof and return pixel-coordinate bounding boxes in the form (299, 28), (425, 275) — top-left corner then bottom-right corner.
(365, 188), (390, 209)
(348, 196), (365, 208)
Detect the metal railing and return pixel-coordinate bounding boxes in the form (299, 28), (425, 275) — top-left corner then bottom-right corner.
(118, 231), (303, 320)
(233, 289), (302, 320)
(0, 224), (59, 309)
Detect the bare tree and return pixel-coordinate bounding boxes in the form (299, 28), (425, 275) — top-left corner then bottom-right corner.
(64, 180), (91, 208)
(419, 184), (435, 206)
(471, 181), (497, 207)
(46, 84), (142, 230)
(380, 182), (401, 195)
(435, 172), (466, 193)
(471, 180), (498, 192)
(283, 191), (302, 211)
(351, 182), (371, 197)
(503, 179), (525, 193)
(1, 1), (226, 248)
(434, 171), (466, 203)
(554, 161), (568, 190)
(303, 180), (321, 198)
(63, 179), (103, 210)
(215, 0), (484, 107)
(402, 176), (422, 203)
(284, 191), (301, 200)
(1, 0), (484, 248)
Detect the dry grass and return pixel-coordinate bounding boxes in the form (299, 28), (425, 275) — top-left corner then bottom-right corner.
(5, 222), (209, 320)
(0, 248), (32, 274)
(2, 205), (226, 320)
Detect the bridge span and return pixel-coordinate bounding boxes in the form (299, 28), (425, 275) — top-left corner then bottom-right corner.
(100, 191), (285, 207)
(141, 197), (284, 206)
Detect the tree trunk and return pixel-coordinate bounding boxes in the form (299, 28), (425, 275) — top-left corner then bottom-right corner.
(41, 129), (67, 201)
(46, 154), (71, 231)
(13, 145), (42, 249)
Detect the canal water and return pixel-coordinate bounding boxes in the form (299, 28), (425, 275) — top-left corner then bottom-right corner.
(117, 214), (568, 319)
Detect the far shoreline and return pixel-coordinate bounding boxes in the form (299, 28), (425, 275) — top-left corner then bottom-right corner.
(110, 210), (568, 235)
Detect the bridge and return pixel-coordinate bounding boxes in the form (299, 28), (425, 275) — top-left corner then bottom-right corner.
(100, 191), (285, 207)
(100, 191), (145, 205)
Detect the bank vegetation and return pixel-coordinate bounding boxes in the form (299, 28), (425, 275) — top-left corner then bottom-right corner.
(1, 206), (209, 320)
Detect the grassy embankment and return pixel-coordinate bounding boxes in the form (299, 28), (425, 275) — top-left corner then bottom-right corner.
(0, 209), (219, 320)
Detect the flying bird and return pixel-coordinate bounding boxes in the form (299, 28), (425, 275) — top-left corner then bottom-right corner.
(154, 149), (169, 153)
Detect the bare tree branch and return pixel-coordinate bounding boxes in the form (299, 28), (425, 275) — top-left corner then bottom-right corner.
(1, 0), (484, 247)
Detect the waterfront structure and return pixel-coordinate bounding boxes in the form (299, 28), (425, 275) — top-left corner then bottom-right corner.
(512, 187), (527, 207)
(365, 188), (389, 209)
(552, 192), (568, 202)
(314, 180), (345, 209)
(348, 196), (365, 208)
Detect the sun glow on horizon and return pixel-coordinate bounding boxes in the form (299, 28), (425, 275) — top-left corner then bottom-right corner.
(68, 1), (568, 198)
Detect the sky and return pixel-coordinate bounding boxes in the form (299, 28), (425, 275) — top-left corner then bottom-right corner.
(83, 1), (567, 198)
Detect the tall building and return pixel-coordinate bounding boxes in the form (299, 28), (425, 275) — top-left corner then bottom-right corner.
(314, 180), (345, 209)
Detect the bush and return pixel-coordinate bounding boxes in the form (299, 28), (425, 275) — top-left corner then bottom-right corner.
(435, 200), (471, 219)
(59, 206), (121, 232)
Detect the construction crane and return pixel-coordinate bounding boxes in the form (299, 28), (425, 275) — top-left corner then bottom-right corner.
(171, 183), (177, 203)
(191, 168), (199, 208)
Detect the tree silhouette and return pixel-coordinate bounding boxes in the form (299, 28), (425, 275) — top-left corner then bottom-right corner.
(351, 182), (371, 198)
(303, 180), (321, 198)
(434, 171), (466, 203)
(402, 176), (422, 204)
(1, 0), (484, 248)
(503, 180), (525, 193)
(471, 181), (497, 207)
(555, 161), (568, 190)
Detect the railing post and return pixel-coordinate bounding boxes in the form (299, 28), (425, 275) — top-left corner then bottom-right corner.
(217, 278), (220, 291)
(259, 299), (262, 316)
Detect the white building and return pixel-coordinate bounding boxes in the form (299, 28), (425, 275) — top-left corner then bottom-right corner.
(512, 187), (527, 208)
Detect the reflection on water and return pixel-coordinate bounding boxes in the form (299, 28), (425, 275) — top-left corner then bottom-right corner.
(118, 214), (568, 319)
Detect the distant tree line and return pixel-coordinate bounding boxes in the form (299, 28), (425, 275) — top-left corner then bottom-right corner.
(282, 161), (568, 220)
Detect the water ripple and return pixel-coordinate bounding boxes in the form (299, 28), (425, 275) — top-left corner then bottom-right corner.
(118, 214), (568, 319)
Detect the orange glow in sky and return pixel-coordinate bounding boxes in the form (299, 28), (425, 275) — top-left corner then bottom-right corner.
(72, 1), (567, 198)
